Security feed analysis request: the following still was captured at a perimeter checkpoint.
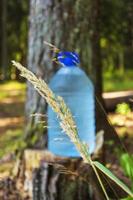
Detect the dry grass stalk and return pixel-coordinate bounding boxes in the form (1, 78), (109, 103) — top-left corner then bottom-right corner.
(12, 61), (111, 199)
(12, 49), (133, 198)
(12, 61), (89, 163)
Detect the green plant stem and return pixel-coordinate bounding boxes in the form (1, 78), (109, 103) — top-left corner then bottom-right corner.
(81, 143), (110, 200)
(90, 160), (110, 200)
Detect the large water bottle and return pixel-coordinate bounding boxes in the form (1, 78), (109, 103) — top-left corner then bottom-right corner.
(47, 52), (95, 157)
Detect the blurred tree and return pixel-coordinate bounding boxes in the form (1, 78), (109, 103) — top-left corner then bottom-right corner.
(0, 0), (28, 80)
(25, 0), (105, 140)
(26, 0), (102, 118)
(1, 0), (7, 80)
(101, 0), (133, 72)
(7, 1), (28, 80)
(25, 0), (105, 199)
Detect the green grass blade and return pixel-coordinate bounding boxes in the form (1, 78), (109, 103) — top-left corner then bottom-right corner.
(93, 161), (133, 197)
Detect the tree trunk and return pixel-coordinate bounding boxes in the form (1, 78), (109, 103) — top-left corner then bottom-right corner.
(89, 0), (119, 144)
(26, 0), (104, 199)
(89, 0), (104, 134)
(1, 0), (8, 80)
(90, 0), (102, 98)
(26, 0), (96, 118)
(29, 151), (105, 200)
(26, 0), (99, 144)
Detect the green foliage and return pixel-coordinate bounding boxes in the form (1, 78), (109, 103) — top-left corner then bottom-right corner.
(116, 103), (131, 115)
(101, 0), (132, 44)
(0, 1), (28, 79)
(7, 1), (28, 61)
(101, 0), (133, 92)
(120, 153), (133, 184)
(0, 129), (24, 158)
(119, 153), (133, 200)
(121, 198), (133, 200)
(103, 69), (133, 92)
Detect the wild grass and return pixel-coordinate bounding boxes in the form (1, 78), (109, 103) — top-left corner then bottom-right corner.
(12, 60), (133, 199)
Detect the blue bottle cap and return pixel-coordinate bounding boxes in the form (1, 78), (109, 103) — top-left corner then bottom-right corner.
(57, 51), (80, 67)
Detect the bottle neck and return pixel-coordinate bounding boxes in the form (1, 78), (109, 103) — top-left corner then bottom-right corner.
(62, 64), (78, 68)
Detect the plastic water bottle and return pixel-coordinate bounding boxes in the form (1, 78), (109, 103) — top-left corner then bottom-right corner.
(47, 52), (95, 157)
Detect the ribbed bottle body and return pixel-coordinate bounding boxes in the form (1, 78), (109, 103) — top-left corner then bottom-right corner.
(47, 66), (95, 157)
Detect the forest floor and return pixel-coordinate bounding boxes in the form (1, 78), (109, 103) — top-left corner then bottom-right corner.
(0, 81), (133, 199)
(0, 82), (25, 176)
(0, 81), (30, 199)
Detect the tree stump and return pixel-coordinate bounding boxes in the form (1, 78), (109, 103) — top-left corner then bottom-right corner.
(23, 150), (106, 200)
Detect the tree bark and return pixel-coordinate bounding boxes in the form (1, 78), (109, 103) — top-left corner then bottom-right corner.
(30, 151), (105, 200)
